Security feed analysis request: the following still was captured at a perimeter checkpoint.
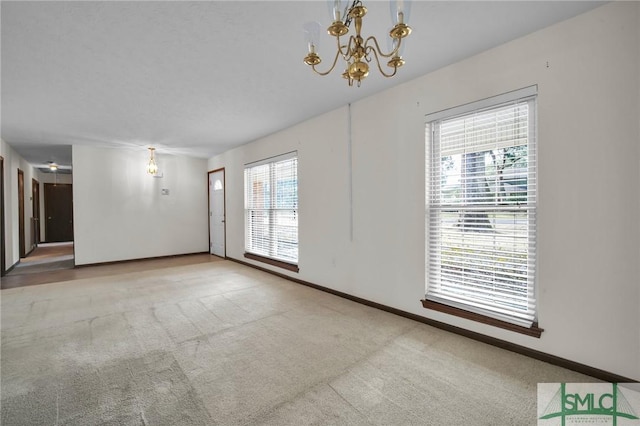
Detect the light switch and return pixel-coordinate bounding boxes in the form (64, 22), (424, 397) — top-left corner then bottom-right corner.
(161, 188), (169, 195)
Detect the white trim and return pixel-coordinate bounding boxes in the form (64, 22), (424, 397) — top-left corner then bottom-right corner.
(425, 85), (538, 123)
(245, 151), (298, 169)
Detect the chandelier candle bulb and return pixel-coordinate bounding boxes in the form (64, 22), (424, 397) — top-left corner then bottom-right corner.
(390, 0), (412, 26)
(328, 0), (348, 23)
(304, 22), (321, 55)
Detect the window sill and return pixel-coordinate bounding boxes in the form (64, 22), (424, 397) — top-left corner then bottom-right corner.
(244, 252), (299, 273)
(421, 299), (543, 338)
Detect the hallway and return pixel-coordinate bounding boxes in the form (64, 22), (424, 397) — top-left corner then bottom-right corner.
(7, 242), (74, 276)
(0, 250), (218, 290)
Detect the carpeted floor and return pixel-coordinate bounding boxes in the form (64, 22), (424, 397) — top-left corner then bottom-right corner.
(1, 260), (596, 425)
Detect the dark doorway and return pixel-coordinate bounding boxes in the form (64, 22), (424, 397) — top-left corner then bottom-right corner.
(1, 156), (5, 275)
(44, 183), (74, 242)
(18, 169), (25, 258)
(32, 178), (40, 246)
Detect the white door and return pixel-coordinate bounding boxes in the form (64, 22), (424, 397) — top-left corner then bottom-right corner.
(209, 169), (225, 257)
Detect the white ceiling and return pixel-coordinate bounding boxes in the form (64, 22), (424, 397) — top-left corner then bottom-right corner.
(1, 1), (604, 168)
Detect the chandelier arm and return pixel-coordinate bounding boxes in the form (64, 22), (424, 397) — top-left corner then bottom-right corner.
(311, 48), (344, 76)
(367, 47), (399, 78)
(364, 35), (400, 59)
(337, 35), (356, 61)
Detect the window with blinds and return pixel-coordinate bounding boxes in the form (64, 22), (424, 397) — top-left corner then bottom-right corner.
(245, 152), (298, 265)
(426, 89), (537, 328)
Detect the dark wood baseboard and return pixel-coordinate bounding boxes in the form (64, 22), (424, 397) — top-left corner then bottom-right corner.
(76, 251), (210, 268)
(226, 256), (635, 383)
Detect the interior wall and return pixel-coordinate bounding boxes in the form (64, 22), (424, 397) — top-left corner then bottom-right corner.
(0, 138), (37, 269)
(208, 2), (640, 380)
(73, 145), (208, 265)
(37, 171), (73, 243)
(638, 0), (640, 365)
(0, 139), (10, 270)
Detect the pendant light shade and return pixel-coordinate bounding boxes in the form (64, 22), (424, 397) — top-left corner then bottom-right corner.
(147, 147), (158, 175)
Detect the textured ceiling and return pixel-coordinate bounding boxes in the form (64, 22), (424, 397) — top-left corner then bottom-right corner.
(1, 1), (603, 168)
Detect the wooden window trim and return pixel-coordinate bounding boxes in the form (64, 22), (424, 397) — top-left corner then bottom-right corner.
(244, 252), (299, 273)
(421, 299), (543, 338)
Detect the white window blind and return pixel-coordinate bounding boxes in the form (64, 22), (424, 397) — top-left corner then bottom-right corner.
(426, 92), (537, 327)
(245, 152), (298, 264)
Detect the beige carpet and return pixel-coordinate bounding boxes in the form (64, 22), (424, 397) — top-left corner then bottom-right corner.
(1, 261), (595, 425)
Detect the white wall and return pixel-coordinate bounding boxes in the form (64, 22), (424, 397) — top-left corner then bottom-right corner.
(73, 145), (208, 265)
(208, 2), (640, 380)
(1, 138), (38, 269)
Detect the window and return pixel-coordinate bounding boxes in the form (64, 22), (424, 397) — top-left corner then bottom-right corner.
(244, 152), (298, 271)
(425, 87), (539, 333)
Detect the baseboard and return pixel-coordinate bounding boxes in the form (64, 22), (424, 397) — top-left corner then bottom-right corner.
(4, 259), (19, 275)
(226, 256), (636, 383)
(76, 251), (210, 268)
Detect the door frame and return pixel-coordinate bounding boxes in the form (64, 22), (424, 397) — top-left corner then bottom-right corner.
(208, 167), (226, 258)
(0, 156), (5, 275)
(32, 178), (40, 246)
(44, 183), (74, 243)
(17, 169), (25, 258)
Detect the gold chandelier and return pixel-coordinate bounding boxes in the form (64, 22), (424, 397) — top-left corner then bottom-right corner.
(303, 0), (412, 87)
